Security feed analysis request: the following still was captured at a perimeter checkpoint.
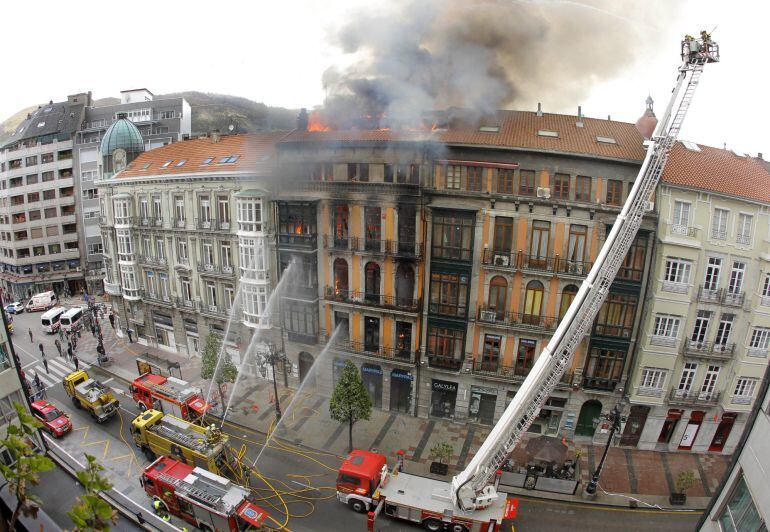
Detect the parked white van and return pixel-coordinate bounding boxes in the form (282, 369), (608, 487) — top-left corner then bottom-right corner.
(58, 307), (84, 332)
(41, 307), (67, 333)
(26, 291), (58, 312)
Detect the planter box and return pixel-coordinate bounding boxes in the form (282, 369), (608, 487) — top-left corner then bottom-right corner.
(429, 462), (449, 476)
(669, 493), (686, 506)
(535, 476), (579, 495)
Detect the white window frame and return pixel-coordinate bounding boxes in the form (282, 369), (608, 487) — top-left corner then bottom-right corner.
(651, 314), (680, 347)
(733, 378), (757, 404)
(639, 368), (668, 391)
(711, 208), (728, 240)
(736, 212), (753, 245)
(672, 200), (691, 234)
(703, 256), (722, 292)
(236, 198), (263, 233)
(747, 327), (770, 357)
(700, 365), (720, 399)
(728, 261), (746, 294)
(662, 258), (691, 292)
(676, 362), (698, 394)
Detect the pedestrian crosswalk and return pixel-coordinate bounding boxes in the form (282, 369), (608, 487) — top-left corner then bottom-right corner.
(29, 356), (91, 389)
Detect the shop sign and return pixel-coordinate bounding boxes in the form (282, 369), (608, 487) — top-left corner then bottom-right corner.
(432, 380), (458, 393)
(362, 365), (383, 376)
(391, 371), (414, 382)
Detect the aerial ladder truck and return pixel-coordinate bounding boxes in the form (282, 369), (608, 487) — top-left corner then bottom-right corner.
(336, 36), (720, 532)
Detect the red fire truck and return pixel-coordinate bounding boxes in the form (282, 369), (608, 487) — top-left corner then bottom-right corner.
(130, 372), (210, 423)
(140, 456), (269, 531)
(336, 450), (517, 532)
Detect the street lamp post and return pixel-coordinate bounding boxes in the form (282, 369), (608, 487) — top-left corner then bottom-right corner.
(261, 342), (286, 423)
(584, 402), (624, 496)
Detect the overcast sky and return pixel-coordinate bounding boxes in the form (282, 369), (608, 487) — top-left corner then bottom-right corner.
(0, 0), (765, 156)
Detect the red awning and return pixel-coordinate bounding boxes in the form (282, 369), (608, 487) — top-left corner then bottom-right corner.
(237, 502), (267, 527)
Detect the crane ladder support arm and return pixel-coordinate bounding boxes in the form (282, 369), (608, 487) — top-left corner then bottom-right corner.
(452, 41), (717, 511)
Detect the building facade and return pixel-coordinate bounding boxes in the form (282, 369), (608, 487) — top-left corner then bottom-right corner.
(625, 143), (770, 454)
(698, 365), (769, 531)
(74, 88), (190, 294)
(0, 94), (90, 299)
(271, 107), (658, 438)
(98, 133), (287, 368)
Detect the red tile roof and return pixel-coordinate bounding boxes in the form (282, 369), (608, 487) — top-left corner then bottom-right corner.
(117, 132), (290, 178)
(282, 110), (647, 162)
(663, 142), (770, 203)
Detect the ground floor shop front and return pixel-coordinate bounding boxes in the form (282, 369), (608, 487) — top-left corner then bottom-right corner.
(627, 403), (744, 455)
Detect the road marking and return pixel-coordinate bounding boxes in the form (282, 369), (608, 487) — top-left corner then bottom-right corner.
(102, 377), (114, 384)
(291, 480), (321, 492)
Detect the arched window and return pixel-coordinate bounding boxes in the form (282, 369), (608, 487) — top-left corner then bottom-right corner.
(364, 262), (381, 302)
(523, 280), (544, 325)
(333, 258), (349, 298)
(559, 284), (579, 319)
(488, 276), (508, 320)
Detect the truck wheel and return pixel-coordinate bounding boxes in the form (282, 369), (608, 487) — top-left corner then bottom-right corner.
(450, 524), (468, 532)
(349, 499), (367, 513)
(136, 401), (147, 412)
(71, 397), (81, 409)
(423, 518), (443, 532)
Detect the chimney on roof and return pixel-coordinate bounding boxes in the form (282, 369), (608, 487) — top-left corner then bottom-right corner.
(297, 108), (309, 131)
(49, 100), (53, 105)
(576, 106), (584, 128)
(608, 115), (611, 120)
(211, 129), (221, 144)
(758, 152), (764, 160)
(536, 103), (543, 117)
(26, 113), (31, 119)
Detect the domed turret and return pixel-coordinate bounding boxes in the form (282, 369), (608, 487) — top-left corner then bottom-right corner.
(100, 113), (145, 177)
(635, 95), (658, 140)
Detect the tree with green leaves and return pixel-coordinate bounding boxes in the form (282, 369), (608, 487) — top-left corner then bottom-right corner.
(0, 402), (54, 532)
(329, 361), (372, 453)
(68, 454), (118, 531)
(201, 332), (238, 406)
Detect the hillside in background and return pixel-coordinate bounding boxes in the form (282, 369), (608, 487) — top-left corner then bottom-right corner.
(0, 91), (298, 143)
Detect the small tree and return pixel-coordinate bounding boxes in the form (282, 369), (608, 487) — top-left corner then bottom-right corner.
(329, 361), (372, 453)
(0, 402), (54, 532)
(429, 442), (453, 465)
(68, 454), (118, 531)
(675, 470), (696, 495)
(201, 333), (238, 405)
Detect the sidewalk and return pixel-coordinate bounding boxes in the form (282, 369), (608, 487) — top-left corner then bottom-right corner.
(77, 325), (729, 511)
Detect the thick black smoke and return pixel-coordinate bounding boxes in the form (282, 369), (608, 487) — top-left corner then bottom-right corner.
(319, 0), (677, 129)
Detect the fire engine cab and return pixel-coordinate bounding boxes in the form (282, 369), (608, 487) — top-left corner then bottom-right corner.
(337, 450), (515, 532)
(141, 456), (269, 531)
(131, 372), (210, 423)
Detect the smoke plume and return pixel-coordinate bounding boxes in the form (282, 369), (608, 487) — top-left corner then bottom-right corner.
(319, 0), (677, 129)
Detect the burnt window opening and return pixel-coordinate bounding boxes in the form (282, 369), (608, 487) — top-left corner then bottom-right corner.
(364, 317), (380, 352)
(333, 258), (349, 298)
(347, 163), (369, 181)
(398, 205), (416, 254)
(333, 204), (349, 248)
(364, 262), (381, 301)
(278, 203), (317, 237)
(396, 321), (412, 359)
(365, 207), (381, 250)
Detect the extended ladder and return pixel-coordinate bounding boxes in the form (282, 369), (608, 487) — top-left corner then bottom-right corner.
(452, 38), (719, 511)
(158, 472), (222, 507)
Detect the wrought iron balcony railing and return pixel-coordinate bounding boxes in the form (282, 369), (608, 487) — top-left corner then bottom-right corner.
(325, 286), (420, 312)
(481, 249), (591, 277)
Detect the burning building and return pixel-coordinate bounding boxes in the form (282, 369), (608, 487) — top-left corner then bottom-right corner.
(274, 101), (656, 433)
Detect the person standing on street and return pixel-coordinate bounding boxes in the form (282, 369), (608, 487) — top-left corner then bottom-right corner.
(72, 353), (79, 371)
(67, 343), (73, 362)
(108, 313), (115, 329)
(41, 353), (49, 374)
(54, 339), (62, 357)
(127, 328), (134, 343)
(58, 326), (64, 341)
(38, 342), (44, 357)
(34, 373), (44, 399)
(28, 328), (33, 343)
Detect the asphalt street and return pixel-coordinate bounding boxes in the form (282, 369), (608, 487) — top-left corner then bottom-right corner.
(7, 309), (701, 532)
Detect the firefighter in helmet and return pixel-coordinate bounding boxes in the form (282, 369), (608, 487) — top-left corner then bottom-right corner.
(152, 498), (171, 522)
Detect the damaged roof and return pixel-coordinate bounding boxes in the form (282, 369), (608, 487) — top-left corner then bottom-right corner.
(116, 132), (290, 178)
(662, 141), (770, 204)
(281, 109), (647, 162)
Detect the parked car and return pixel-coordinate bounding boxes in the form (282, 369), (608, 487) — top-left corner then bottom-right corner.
(4, 302), (24, 314)
(30, 400), (72, 438)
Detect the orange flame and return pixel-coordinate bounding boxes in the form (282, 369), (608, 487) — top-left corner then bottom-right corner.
(307, 111), (330, 132)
